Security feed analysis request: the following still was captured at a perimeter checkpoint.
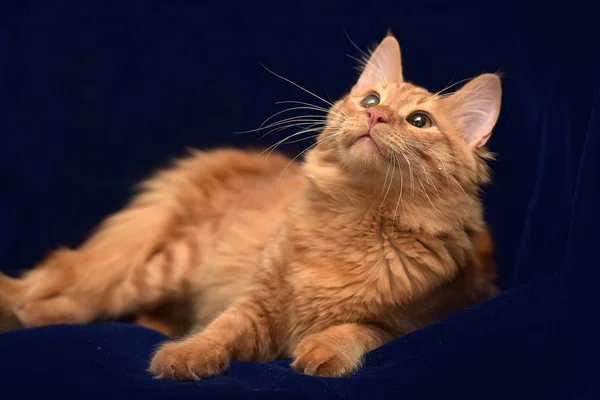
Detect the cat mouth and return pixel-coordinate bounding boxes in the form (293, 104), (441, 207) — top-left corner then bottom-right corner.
(354, 134), (383, 156)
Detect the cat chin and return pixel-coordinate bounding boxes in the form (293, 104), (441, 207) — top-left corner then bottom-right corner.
(343, 134), (385, 164)
(340, 146), (389, 180)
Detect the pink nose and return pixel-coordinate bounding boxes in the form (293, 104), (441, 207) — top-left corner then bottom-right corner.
(366, 109), (388, 130)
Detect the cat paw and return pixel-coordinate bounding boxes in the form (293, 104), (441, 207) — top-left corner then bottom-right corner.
(291, 334), (361, 377)
(149, 337), (231, 380)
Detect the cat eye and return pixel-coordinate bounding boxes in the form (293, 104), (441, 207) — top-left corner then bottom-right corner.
(406, 112), (433, 128)
(360, 93), (380, 108)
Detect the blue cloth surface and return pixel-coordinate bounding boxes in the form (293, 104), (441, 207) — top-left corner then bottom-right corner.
(0, 1), (595, 399)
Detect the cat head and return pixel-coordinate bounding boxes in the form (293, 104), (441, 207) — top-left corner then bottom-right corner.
(304, 34), (501, 213)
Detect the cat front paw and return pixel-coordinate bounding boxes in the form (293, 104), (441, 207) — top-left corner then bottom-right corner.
(149, 337), (231, 380)
(291, 334), (362, 377)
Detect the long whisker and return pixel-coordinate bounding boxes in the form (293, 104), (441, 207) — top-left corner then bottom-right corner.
(380, 152), (396, 206)
(345, 52), (387, 84)
(256, 115), (344, 154)
(422, 78), (468, 102)
(393, 152), (404, 223)
(260, 118), (330, 135)
(449, 174), (468, 197)
(394, 145), (414, 197)
(402, 146), (440, 199)
(343, 27), (371, 61)
(402, 140), (450, 184)
(418, 177), (440, 215)
(346, 53), (368, 71)
(262, 116), (329, 131)
(259, 126), (329, 157)
(342, 29), (390, 85)
(276, 129), (347, 185)
(404, 140), (471, 200)
(258, 114), (343, 139)
(260, 64), (350, 118)
(421, 75), (481, 103)
(398, 152), (404, 206)
(235, 110), (330, 134)
(393, 142), (440, 212)
(284, 132), (325, 145)
(380, 152), (392, 197)
(275, 101), (348, 119)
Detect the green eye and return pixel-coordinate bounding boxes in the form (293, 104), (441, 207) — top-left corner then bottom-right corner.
(406, 112), (433, 128)
(360, 93), (380, 108)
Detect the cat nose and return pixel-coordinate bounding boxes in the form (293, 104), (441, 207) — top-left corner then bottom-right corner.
(366, 109), (388, 126)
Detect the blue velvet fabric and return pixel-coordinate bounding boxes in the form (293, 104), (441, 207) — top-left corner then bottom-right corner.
(0, 1), (595, 398)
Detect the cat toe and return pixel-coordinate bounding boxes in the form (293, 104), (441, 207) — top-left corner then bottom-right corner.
(149, 338), (231, 380)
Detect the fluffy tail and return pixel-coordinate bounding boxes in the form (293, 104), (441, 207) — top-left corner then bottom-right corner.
(0, 150), (220, 330)
(0, 148), (275, 331)
(0, 273), (25, 331)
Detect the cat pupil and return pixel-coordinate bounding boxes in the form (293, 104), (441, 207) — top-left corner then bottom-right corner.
(360, 93), (380, 108)
(412, 115), (425, 127)
(407, 113), (431, 128)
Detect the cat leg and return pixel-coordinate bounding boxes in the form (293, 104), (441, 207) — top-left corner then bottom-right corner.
(149, 293), (280, 380)
(135, 299), (196, 338)
(291, 323), (394, 377)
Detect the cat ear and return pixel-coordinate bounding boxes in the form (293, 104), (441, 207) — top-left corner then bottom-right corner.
(449, 74), (502, 149)
(351, 35), (403, 95)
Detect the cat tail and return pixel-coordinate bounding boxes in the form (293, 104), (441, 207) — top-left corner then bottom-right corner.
(1, 154), (209, 329)
(0, 273), (25, 331)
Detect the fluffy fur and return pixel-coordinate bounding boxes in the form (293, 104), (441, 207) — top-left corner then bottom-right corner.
(0, 34), (501, 378)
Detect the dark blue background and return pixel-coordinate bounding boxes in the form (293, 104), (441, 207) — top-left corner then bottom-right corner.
(0, 1), (595, 399)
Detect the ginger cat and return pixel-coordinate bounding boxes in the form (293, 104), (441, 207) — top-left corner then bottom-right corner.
(0, 34), (501, 378)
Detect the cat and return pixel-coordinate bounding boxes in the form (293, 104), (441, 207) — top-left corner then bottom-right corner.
(0, 33), (501, 378)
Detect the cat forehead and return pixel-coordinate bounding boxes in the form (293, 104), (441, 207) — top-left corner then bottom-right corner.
(386, 82), (432, 102)
(352, 82), (432, 102)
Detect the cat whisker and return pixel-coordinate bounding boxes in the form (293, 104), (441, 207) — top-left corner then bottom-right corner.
(235, 110), (315, 134)
(393, 142), (439, 208)
(236, 112), (330, 134)
(418, 177), (440, 215)
(343, 27), (371, 61)
(346, 53), (387, 85)
(380, 153), (392, 197)
(380, 152), (396, 207)
(398, 152), (404, 206)
(284, 132), (325, 145)
(261, 119), (331, 138)
(265, 117), (329, 130)
(393, 153), (404, 223)
(449, 175), (468, 197)
(393, 145), (414, 198)
(276, 129), (347, 186)
(275, 101), (348, 120)
(259, 115), (344, 139)
(268, 123), (322, 137)
(260, 64), (350, 119)
(421, 75), (479, 103)
(402, 141), (470, 201)
(400, 139), (451, 186)
(402, 140), (461, 197)
(342, 29), (389, 85)
(259, 117), (344, 145)
(346, 53), (368, 72)
(402, 146), (441, 199)
(260, 125), (335, 157)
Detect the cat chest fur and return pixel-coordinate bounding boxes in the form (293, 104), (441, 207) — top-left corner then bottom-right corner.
(284, 214), (430, 343)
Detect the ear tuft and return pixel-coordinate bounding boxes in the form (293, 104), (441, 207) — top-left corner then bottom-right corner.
(450, 74), (502, 149)
(351, 35), (403, 95)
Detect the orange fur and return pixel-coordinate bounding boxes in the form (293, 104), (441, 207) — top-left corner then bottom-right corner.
(0, 34), (501, 378)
